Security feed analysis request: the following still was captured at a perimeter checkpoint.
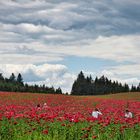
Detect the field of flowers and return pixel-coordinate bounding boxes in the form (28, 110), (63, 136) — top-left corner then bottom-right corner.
(0, 92), (140, 140)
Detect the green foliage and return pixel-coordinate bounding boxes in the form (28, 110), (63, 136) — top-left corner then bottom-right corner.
(0, 118), (139, 140)
(56, 87), (62, 94)
(71, 71), (139, 95)
(0, 73), (63, 94)
(9, 73), (16, 82)
(17, 73), (24, 85)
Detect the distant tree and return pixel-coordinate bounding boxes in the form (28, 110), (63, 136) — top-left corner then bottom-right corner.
(124, 83), (129, 92)
(0, 73), (4, 81)
(130, 85), (137, 92)
(71, 80), (78, 95)
(65, 92), (69, 95)
(0, 72), (63, 94)
(55, 87), (62, 94)
(85, 76), (92, 94)
(137, 83), (140, 91)
(24, 83), (29, 92)
(9, 73), (16, 82)
(71, 71), (132, 95)
(48, 86), (55, 93)
(71, 71), (88, 95)
(93, 76), (98, 95)
(17, 73), (23, 85)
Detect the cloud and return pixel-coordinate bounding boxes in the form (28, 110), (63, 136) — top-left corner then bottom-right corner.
(0, 0), (140, 65)
(0, 32), (140, 64)
(0, 0), (140, 91)
(46, 35), (140, 64)
(103, 64), (140, 77)
(101, 64), (140, 86)
(1, 0), (140, 33)
(113, 0), (140, 5)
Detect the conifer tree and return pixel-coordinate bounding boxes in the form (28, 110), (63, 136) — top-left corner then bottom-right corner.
(0, 73), (4, 81)
(9, 73), (16, 82)
(56, 87), (62, 94)
(17, 73), (23, 85)
(71, 71), (133, 95)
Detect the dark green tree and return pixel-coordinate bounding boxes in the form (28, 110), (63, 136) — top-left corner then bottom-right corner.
(124, 83), (129, 92)
(137, 83), (140, 91)
(131, 85), (137, 92)
(0, 73), (4, 81)
(17, 73), (23, 85)
(71, 71), (132, 95)
(0, 72), (63, 94)
(71, 71), (88, 95)
(55, 87), (62, 94)
(9, 73), (16, 82)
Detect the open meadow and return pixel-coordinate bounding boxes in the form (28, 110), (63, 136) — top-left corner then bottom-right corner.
(0, 92), (140, 140)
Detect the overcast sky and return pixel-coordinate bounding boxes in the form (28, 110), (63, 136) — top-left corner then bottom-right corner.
(0, 0), (140, 92)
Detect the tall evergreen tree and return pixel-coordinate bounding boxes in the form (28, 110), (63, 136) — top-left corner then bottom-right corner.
(55, 87), (62, 94)
(86, 76), (93, 94)
(17, 73), (23, 85)
(0, 72), (63, 94)
(131, 85), (137, 92)
(137, 83), (140, 92)
(71, 71), (87, 95)
(0, 73), (4, 81)
(71, 71), (133, 95)
(71, 80), (78, 95)
(9, 73), (16, 82)
(124, 83), (129, 92)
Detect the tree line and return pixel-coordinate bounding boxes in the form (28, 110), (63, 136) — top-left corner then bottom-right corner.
(71, 71), (140, 95)
(0, 73), (62, 94)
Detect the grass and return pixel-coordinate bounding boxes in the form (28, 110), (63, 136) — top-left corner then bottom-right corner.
(96, 92), (140, 100)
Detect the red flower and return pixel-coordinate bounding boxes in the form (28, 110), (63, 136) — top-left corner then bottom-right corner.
(92, 135), (97, 139)
(61, 123), (66, 126)
(81, 133), (88, 139)
(42, 130), (48, 134)
(14, 121), (17, 125)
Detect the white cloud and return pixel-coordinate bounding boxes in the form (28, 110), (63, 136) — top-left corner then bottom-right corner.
(1, 22), (54, 34)
(0, 33), (140, 68)
(0, 52), (63, 64)
(104, 64), (140, 77)
(0, 0), (140, 65)
(45, 35), (140, 64)
(0, 0), (140, 91)
(101, 64), (140, 86)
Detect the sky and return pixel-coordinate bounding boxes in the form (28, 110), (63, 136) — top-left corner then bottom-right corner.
(0, 0), (140, 93)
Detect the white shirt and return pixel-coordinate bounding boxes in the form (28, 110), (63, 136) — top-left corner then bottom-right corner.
(125, 112), (133, 118)
(92, 111), (102, 118)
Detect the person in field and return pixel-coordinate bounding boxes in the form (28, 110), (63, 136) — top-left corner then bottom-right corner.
(125, 109), (133, 118)
(43, 102), (49, 109)
(92, 108), (102, 118)
(36, 104), (41, 110)
(37, 104), (41, 108)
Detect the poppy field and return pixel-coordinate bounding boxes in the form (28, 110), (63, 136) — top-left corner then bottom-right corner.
(0, 92), (140, 140)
